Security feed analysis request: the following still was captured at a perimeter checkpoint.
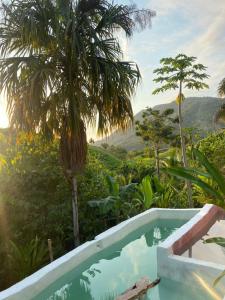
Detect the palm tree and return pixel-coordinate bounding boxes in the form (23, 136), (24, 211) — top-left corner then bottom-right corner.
(0, 0), (155, 246)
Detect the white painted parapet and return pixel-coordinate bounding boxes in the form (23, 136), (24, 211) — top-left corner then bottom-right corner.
(157, 204), (225, 297)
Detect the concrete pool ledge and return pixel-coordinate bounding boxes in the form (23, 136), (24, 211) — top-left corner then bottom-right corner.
(95, 208), (198, 249)
(157, 204), (225, 296)
(0, 208), (199, 300)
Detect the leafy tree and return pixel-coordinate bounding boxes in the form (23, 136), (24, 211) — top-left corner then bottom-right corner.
(214, 104), (225, 125)
(218, 78), (225, 97)
(88, 138), (95, 144)
(153, 54), (209, 206)
(197, 131), (225, 173)
(135, 108), (177, 178)
(101, 143), (109, 150)
(88, 175), (137, 225)
(0, 0), (155, 246)
(214, 78), (225, 124)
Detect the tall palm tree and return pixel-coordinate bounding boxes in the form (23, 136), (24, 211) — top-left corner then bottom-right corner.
(0, 0), (155, 246)
(215, 78), (225, 124)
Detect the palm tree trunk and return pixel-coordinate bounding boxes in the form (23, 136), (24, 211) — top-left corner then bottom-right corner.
(178, 81), (193, 207)
(154, 145), (160, 178)
(72, 176), (80, 247)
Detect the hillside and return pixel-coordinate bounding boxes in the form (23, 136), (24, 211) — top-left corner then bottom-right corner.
(96, 97), (225, 150)
(89, 145), (122, 170)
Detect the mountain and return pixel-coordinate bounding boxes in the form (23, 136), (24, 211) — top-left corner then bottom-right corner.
(96, 97), (225, 150)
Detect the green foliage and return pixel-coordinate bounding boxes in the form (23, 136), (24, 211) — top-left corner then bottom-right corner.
(204, 237), (225, 247)
(135, 107), (177, 177)
(7, 238), (49, 283)
(218, 78), (225, 97)
(198, 131), (225, 174)
(214, 104), (225, 124)
(0, 133), (72, 249)
(0, 0), (155, 246)
(107, 145), (128, 160)
(88, 175), (138, 224)
(153, 54), (209, 95)
(165, 148), (225, 205)
(0, 132), (111, 288)
(89, 146), (121, 171)
(135, 107), (176, 145)
(135, 176), (153, 209)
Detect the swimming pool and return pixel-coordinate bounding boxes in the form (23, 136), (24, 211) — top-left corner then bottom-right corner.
(32, 219), (185, 300)
(2, 208), (211, 300)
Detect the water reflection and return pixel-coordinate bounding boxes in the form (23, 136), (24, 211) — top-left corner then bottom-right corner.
(34, 219), (185, 300)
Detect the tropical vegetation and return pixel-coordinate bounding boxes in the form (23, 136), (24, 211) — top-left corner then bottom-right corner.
(0, 0), (154, 246)
(0, 0), (225, 294)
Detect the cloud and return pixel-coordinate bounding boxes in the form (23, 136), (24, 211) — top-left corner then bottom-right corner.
(179, 5), (225, 94)
(125, 0), (225, 111)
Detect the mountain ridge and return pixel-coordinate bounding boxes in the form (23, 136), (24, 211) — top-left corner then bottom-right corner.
(96, 97), (225, 150)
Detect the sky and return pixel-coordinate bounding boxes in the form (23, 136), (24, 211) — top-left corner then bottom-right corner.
(0, 0), (225, 128)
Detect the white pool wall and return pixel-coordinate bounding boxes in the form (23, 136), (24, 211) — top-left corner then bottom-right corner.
(0, 208), (198, 300)
(157, 204), (225, 296)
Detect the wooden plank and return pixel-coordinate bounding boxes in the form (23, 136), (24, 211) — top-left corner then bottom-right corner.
(116, 277), (160, 300)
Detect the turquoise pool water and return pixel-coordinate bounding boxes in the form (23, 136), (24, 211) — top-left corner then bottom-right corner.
(33, 219), (219, 300)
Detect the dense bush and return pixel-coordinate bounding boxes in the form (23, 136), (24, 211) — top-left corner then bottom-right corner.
(197, 130), (225, 172)
(0, 132), (110, 289)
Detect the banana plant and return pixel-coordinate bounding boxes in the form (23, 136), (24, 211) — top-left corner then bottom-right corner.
(88, 175), (136, 216)
(134, 176), (154, 209)
(164, 148), (225, 205)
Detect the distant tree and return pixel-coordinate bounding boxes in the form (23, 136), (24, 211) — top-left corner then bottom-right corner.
(135, 108), (177, 178)
(215, 78), (225, 124)
(89, 138), (95, 144)
(218, 78), (225, 97)
(153, 54), (209, 206)
(214, 104), (225, 125)
(183, 127), (201, 147)
(101, 143), (109, 150)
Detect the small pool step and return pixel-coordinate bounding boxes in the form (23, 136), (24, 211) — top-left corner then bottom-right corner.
(116, 277), (160, 300)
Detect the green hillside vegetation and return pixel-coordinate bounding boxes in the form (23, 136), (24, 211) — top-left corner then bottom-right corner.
(97, 97), (225, 150)
(89, 146), (122, 170)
